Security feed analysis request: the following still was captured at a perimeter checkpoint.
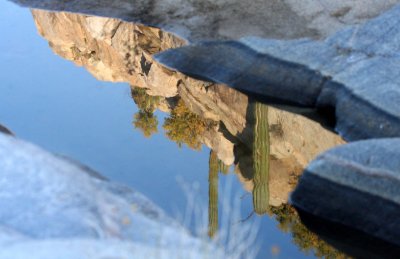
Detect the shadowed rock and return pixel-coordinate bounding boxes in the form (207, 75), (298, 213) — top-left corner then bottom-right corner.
(290, 138), (400, 249)
(297, 209), (400, 258)
(0, 124), (13, 136)
(156, 4), (400, 141)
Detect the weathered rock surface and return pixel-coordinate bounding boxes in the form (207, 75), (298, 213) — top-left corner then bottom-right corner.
(16, 0), (399, 142)
(155, 4), (400, 141)
(10, 0), (400, 41)
(290, 138), (400, 250)
(0, 132), (222, 258)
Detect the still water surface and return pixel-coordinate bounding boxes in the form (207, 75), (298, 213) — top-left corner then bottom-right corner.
(0, 1), (346, 258)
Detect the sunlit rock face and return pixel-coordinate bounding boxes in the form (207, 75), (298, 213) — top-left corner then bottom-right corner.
(12, 0), (400, 41)
(0, 132), (222, 258)
(32, 10), (345, 206)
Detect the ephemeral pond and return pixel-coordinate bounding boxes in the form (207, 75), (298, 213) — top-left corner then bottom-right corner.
(31, 9), (345, 257)
(11, 0), (400, 258)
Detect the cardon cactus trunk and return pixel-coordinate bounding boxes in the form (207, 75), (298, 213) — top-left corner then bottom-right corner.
(252, 102), (270, 215)
(208, 150), (219, 238)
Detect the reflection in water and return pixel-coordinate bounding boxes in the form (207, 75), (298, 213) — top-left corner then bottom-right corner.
(208, 150), (232, 238)
(208, 150), (219, 238)
(163, 98), (216, 150)
(31, 9), (348, 258)
(131, 88), (160, 137)
(251, 102), (270, 215)
(129, 87), (347, 257)
(271, 205), (348, 258)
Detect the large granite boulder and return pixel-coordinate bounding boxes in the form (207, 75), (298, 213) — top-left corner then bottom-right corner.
(290, 138), (400, 257)
(9, 0), (399, 41)
(155, 4), (400, 141)
(0, 132), (222, 258)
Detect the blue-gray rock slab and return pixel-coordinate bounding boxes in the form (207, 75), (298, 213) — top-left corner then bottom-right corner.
(155, 4), (400, 141)
(8, 0), (400, 41)
(0, 132), (222, 258)
(290, 138), (400, 247)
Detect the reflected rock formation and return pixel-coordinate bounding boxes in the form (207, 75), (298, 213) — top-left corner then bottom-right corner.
(31, 9), (349, 257)
(32, 8), (345, 202)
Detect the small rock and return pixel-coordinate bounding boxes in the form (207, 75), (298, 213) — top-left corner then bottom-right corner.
(0, 124), (13, 136)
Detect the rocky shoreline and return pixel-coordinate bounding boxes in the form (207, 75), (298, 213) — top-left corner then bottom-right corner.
(4, 0), (400, 257)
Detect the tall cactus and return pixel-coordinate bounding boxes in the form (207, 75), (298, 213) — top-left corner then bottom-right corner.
(208, 150), (219, 238)
(252, 102), (270, 215)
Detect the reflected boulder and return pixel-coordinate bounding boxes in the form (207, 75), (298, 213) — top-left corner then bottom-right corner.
(291, 138), (400, 252)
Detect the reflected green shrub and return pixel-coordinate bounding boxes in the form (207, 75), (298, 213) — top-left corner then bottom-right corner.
(131, 87), (161, 138)
(131, 87), (160, 113)
(133, 110), (158, 138)
(163, 99), (212, 150)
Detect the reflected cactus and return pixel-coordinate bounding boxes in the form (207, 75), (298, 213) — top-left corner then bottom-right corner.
(252, 102), (270, 215)
(208, 150), (219, 238)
